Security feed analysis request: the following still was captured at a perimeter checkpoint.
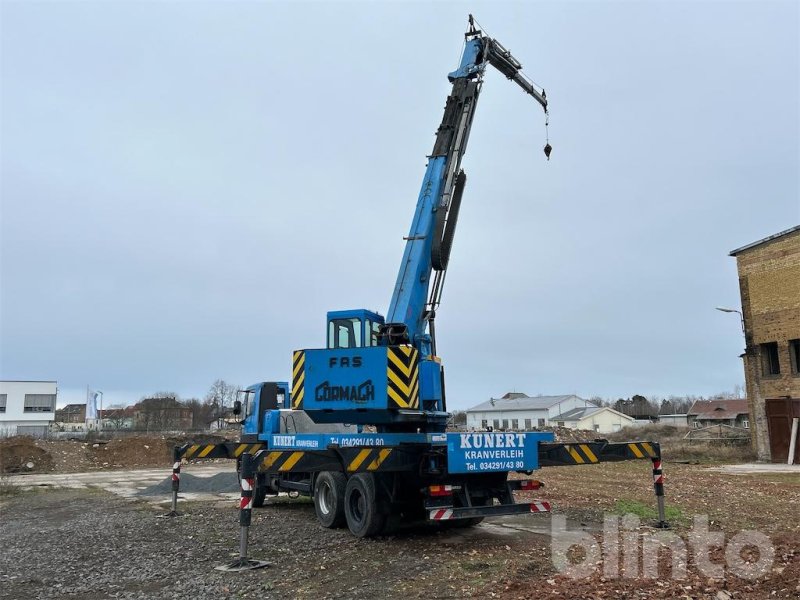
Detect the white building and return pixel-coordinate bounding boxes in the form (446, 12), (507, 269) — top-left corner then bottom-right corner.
(548, 405), (635, 433)
(0, 380), (58, 437)
(466, 394), (601, 431)
(657, 414), (689, 427)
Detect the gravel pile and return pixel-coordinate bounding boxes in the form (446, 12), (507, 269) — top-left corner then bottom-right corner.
(137, 472), (240, 496)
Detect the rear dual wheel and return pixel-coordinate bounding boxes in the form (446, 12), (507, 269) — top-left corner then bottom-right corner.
(344, 473), (387, 538)
(314, 471), (347, 528)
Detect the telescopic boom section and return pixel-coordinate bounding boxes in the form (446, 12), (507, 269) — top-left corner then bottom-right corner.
(383, 18), (548, 351)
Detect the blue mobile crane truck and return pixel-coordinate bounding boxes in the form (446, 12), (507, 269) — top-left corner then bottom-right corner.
(174, 16), (665, 538)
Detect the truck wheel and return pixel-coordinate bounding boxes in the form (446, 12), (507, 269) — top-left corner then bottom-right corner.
(441, 516), (484, 528)
(252, 476), (268, 508)
(314, 471), (347, 528)
(344, 473), (386, 538)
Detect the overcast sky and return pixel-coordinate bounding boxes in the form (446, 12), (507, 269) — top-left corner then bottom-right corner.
(1, 1), (798, 410)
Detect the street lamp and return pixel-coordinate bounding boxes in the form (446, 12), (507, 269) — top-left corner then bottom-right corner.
(715, 307), (745, 336)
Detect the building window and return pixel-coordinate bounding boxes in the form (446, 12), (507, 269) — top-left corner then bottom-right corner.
(0, 394), (6, 413)
(23, 394), (56, 413)
(493, 419), (500, 430)
(511, 419), (519, 430)
(760, 342), (780, 376)
(501, 419), (509, 430)
(742, 419), (750, 429)
(524, 419), (532, 430)
(694, 421), (701, 429)
(593, 424), (600, 431)
(538, 418), (545, 427)
(557, 421), (565, 427)
(790, 339), (800, 375)
(481, 419), (488, 429)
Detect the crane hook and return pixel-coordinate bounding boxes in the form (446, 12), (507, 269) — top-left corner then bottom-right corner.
(543, 106), (551, 160)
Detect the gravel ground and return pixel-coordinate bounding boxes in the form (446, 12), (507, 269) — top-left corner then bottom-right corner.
(2, 461), (798, 600)
(0, 489), (536, 600)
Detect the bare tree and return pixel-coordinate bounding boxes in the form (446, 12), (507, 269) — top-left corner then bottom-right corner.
(205, 380), (240, 419)
(136, 392), (188, 431)
(184, 397), (217, 430)
(450, 410), (467, 426)
(103, 404), (130, 430)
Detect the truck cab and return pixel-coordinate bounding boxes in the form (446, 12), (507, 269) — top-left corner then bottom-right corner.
(239, 382), (290, 442)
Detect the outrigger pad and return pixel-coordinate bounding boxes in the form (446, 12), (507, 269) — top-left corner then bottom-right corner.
(214, 559), (272, 573)
(155, 511), (182, 519)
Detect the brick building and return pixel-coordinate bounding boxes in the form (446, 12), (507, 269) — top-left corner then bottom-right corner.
(730, 225), (800, 461)
(133, 397), (193, 431)
(55, 403), (86, 423)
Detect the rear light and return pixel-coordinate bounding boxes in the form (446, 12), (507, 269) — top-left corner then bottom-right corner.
(428, 484), (453, 497)
(518, 480), (543, 491)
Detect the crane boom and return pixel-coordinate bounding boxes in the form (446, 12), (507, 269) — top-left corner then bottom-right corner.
(292, 16), (548, 430)
(383, 17), (548, 354)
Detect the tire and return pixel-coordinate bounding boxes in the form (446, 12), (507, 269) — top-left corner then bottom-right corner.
(237, 458), (267, 508)
(344, 473), (386, 538)
(252, 476), (268, 508)
(440, 496), (489, 528)
(441, 516), (484, 528)
(314, 471), (347, 528)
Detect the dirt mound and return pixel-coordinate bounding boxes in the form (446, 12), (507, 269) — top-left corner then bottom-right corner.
(0, 436), (55, 473)
(90, 436), (173, 468)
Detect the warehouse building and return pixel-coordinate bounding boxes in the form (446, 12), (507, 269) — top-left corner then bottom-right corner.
(730, 225), (800, 462)
(465, 393), (634, 433)
(0, 380), (58, 437)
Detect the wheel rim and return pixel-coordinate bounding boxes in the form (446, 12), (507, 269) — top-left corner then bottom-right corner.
(318, 481), (332, 515)
(349, 488), (365, 524)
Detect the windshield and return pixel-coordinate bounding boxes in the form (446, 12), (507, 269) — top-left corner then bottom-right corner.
(328, 317), (363, 349)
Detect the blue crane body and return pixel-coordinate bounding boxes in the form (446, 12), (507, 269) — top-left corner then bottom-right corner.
(175, 17), (664, 538)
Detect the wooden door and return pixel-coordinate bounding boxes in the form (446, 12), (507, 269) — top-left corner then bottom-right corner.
(765, 398), (800, 463)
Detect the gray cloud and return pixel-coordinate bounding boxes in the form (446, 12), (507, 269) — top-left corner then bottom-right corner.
(2, 1), (798, 408)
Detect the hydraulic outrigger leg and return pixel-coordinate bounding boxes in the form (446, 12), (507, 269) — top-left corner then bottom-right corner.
(215, 453), (272, 573)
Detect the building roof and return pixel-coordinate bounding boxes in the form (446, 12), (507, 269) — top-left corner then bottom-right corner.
(687, 399), (749, 420)
(466, 394), (592, 413)
(729, 225), (800, 256)
(58, 404), (85, 414)
(98, 407), (135, 418)
(552, 406), (635, 422)
(551, 406), (600, 421)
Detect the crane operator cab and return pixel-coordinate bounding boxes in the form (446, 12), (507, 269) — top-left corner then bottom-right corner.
(289, 309), (448, 432)
(327, 309), (385, 350)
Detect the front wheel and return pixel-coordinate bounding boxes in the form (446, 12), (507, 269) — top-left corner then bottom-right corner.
(344, 473), (386, 538)
(314, 471), (347, 528)
(252, 475), (268, 508)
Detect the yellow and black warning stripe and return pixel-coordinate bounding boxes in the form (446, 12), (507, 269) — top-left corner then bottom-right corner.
(345, 448), (393, 472)
(387, 345), (419, 409)
(627, 442), (657, 459)
(179, 442), (264, 460)
(261, 450), (306, 472)
(292, 350), (306, 409)
(182, 443), (219, 459)
(563, 443), (600, 464)
(539, 440), (661, 467)
(232, 443), (264, 457)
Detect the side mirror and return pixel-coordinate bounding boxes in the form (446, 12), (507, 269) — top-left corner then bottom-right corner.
(232, 400), (242, 416)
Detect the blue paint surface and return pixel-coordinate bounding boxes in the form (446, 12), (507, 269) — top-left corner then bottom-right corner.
(446, 431), (554, 473)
